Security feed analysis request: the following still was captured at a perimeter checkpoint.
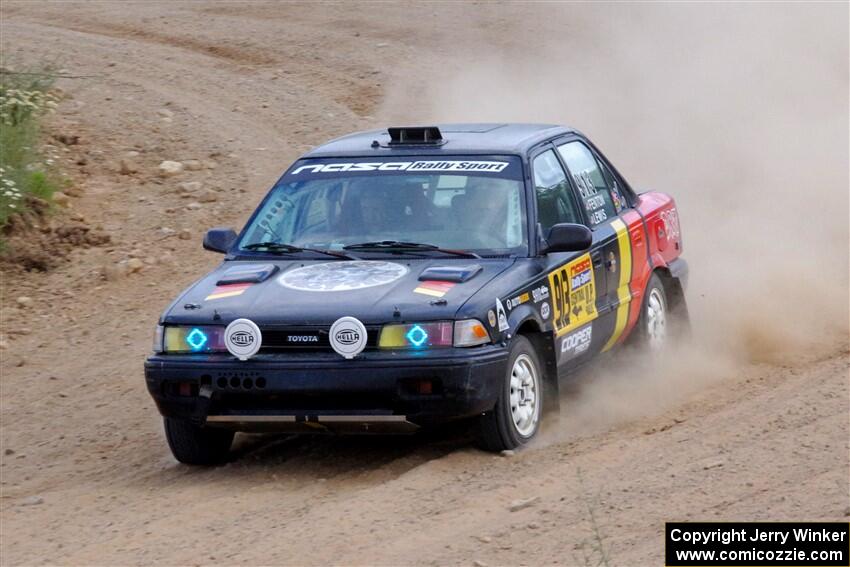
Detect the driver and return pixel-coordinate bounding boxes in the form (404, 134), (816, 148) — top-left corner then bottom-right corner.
(355, 180), (394, 236)
(458, 176), (509, 245)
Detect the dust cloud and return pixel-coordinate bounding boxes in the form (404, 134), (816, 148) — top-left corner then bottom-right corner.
(379, 3), (849, 429)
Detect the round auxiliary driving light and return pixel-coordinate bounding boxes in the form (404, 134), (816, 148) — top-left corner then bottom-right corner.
(329, 316), (368, 359)
(224, 318), (262, 361)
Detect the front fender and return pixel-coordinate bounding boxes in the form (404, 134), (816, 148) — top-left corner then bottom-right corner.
(506, 302), (547, 336)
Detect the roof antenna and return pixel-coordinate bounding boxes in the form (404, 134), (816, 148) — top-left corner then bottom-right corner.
(371, 140), (380, 148)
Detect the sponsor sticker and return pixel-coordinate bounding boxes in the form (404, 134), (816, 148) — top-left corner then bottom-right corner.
(224, 318), (262, 361)
(507, 292), (530, 310)
(495, 298), (509, 332)
(611, 188), (624, 212)
(560, 324), (592, 361)
(414, 280), (456, 298)
(660, 207), (681, 240)
(569, 258), (592, 290)
(329, 316), (368, 359)
(548, 253), (597, 337)
(531, 285), (550, 303)
(540, 302), (550, 320)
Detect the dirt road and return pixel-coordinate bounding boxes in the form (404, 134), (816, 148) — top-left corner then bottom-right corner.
(1, 2), (847, 565)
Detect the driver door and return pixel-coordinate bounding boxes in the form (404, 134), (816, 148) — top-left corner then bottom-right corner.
(531, 147), (607, 372)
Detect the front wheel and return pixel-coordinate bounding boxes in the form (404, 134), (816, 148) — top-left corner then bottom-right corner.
(163, 417), (234, 465)
(478, 335), (544, 451)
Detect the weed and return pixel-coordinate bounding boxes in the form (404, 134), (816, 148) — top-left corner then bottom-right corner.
(0, 66), (62, 228)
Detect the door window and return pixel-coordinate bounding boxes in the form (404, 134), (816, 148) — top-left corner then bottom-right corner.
(598, 160), (627, 213)
(557, 142), (617, 225)
(532, 150), (582, 232)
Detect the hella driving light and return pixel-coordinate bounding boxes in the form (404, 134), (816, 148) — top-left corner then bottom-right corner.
(163, 326), (227, 353)
(453, 319), (490, 347)
(379, 322), (453, 348)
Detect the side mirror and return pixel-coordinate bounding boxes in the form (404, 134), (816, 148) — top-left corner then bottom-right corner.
(203, 227), (237, 253)
(541, 223), (592, 254)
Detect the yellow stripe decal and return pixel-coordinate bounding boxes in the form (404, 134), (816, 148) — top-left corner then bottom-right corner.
(602, 219), (632, 352)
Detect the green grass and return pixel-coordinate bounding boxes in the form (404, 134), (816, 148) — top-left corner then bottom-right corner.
(0, 67), (62, 228)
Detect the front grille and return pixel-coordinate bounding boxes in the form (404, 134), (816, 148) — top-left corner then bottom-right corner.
(258, 326), (381, 352)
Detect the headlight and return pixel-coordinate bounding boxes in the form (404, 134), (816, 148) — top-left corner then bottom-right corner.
(162, 325), (227, 353)
(378, 319), (491, 349)
(453, 319), (490, 347)
(379, 322), (453, 348)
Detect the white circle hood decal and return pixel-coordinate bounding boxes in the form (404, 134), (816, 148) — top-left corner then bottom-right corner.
(329, 316), (368, 359)
(278, 261), (408, 292)
(225, 318), (262, 361)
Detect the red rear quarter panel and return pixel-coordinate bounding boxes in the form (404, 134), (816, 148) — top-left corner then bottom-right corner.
(616, 191), (683, 342)
(635, 191), (682, 269)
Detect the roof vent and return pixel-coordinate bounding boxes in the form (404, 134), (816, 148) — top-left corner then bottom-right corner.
(387, 126), (444, 146)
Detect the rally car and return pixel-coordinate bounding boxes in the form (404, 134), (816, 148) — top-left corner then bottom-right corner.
(145, 124), (688, 464)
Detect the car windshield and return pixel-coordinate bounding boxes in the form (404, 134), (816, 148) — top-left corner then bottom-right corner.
(237, 157), (528, 256)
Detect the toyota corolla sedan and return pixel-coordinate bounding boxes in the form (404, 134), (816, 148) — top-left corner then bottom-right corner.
(145, 124), (688, 464)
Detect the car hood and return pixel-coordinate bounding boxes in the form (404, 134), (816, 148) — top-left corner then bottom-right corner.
(162, 258), (515, 327)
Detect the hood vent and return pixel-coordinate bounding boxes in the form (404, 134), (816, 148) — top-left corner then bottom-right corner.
(217, 263), (278, 285)
(418, 264), (482, 283)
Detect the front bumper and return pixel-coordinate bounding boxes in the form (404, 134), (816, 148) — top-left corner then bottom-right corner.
(144, 346), (509, 432)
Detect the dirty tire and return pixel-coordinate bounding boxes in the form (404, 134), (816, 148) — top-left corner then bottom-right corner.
(163, 417), (234, 465)
(634, 272), (669, 352)
(478, 335), (543, 451)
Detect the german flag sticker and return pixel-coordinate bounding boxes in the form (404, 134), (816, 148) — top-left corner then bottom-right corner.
(414, 280), (456, 298)
(205, 282), (253, 301)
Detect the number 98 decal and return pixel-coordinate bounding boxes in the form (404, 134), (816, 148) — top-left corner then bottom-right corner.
(547, 253), (597, 337)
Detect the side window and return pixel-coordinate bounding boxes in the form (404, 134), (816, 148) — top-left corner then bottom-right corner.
(598, 160), (627, 213)
(532, 150), (582, 233)
(557, 142), (617, 225)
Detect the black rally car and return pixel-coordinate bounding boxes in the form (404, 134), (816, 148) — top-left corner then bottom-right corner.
(146, 124), (688, 464)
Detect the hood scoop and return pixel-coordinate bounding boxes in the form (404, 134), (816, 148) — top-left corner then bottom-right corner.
(418, 264), (482, 283)
(217, 263), (278, 285)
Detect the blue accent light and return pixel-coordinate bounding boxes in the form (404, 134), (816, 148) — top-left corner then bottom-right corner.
(186, 328), (208, 351)
(405, 325), (429, 348)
